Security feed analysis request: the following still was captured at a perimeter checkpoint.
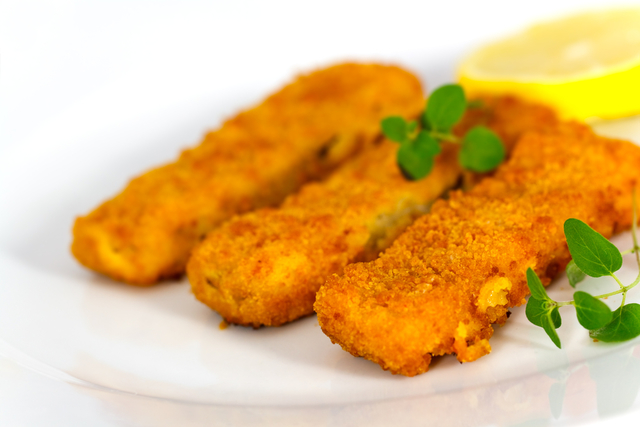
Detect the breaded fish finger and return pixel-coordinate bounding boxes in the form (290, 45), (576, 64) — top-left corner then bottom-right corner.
(314, 122), (640, 376)
(72, 63), (424, 285)
(187, 97), (558, 327)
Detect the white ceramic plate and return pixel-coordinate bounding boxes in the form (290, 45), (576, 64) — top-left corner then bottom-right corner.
(2, 76), (640, 426)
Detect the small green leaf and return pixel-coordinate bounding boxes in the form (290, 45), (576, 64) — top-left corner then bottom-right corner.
(406, 120), (418, 134)
(590, 303), (640, 342)
(381, 116), (408, 143)
(396, 141), (435, 180)
(467, 99), (484, 109)
(396, 132), (441, 180)
(424, 84), (466, 132)
(526, 268), (549, 301)
(564, 219), (623, 277)
(574, 291), (613, 330)
(550, 306), (562, 328)
(526, 297), (562, 347)
(566, 260), (586, 288)
(526, 297), (547, 327)
(414, 131), (441, 156)
(542, 307), (562, 348)
(459, 126), (505, 173)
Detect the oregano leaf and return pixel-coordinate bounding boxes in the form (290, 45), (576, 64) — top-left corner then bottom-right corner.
(542, 307), (562, 348)
(414, 131), (441, 156)
(566, 260), (586, 288)
(467, 99), (484, 109)
(564, 219), (623, 277)
(424, 84), (466, 132)
(396, 141), (435, 180)
(590, 303), (640, 342)
(459, 126), (505, 173)
(550, 306), (562, 329)
(381, 116), (408, 143)
(526, 297), (547, 327)
(526, 268), (550, 301)
(406, 120), (418, 135)
(574, 291), (613, 330)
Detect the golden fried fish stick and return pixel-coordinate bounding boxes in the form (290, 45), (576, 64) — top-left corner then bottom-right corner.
(72, 63), (424, 285)
(187, 97), (558, 327)
(314, 122), (640, 377)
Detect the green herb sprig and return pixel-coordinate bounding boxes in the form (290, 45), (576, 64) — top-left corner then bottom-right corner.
(381, 84), (505, 180)
(526, 193), (640, 347)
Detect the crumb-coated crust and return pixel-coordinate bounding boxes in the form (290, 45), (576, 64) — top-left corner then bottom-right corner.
(187, 97), (558, 327)
(71, 63), (424, 285)
(187, 142), (460, 327)
(315, 123), (640, 376)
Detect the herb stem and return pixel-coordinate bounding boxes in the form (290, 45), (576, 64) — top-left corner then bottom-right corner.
(592, 288), (625, 300)
(556, 300), (574, 307)
(612, 272), (626, 290)
(554, 275), (640, 306)
(429, 131), (459, 143)
(587, 281), (639, 301)
(629, 273), (640, 289)
(621, 248), (636, 256)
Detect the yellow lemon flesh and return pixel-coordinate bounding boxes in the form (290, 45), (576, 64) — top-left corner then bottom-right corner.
(458, 8), (640, 121)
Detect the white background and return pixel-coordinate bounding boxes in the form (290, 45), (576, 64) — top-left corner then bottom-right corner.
(3, 0), (640, 426)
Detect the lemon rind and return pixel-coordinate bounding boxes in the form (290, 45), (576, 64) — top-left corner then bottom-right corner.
(459, 62), (640, 121)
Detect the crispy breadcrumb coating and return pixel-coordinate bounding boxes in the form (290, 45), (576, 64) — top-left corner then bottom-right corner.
(72, 63), (424, 285)
(315, 122), (640, 376)
(188, 97), (558, 327)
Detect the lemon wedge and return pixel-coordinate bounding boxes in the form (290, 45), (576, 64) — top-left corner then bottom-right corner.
(458, 8), (640, 121)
